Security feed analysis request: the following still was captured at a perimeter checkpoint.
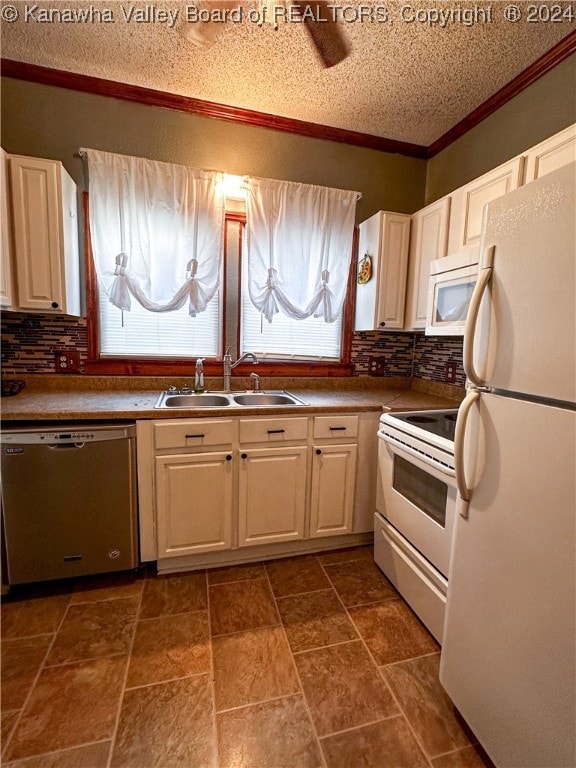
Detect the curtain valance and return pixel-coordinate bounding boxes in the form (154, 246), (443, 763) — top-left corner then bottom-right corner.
(245, 178), (358, 324)
(84, 149), (225, 317)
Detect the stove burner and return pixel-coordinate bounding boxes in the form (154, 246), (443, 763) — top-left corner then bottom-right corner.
(406, 416), (437, 424)
(382, 409), (459, 444)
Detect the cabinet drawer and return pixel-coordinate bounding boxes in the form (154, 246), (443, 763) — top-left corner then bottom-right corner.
(313, 415), (358, 440)
(154, 419), (235, 450)
(239, 417), (309, 444)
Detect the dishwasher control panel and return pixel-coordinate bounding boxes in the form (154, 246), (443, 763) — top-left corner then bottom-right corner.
(1, 424), (135, 444)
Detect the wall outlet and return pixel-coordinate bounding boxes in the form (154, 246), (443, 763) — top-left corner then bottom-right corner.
(445, 361), (457, 383)
(54, 351), (81, 373)
(368, 356), (386, 376)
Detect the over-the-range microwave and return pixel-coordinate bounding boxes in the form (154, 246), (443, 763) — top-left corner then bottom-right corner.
(425, 251), (479, 336)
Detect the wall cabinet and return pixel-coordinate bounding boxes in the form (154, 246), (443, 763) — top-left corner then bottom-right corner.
(404, 197), (450, 331)
(2, 153), (81, 315)
(0, 149), (14, 308)
(447, 156), (524, 256)
(523, 124), (576, 183)
(354, 210), (411, 331)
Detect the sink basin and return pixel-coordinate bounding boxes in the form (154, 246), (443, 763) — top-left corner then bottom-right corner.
(233, 392), (304, 406)
(155, 390), (306, 409)
(156, 393), (231, 408)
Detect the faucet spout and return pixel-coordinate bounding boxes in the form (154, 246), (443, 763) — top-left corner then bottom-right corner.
(222, 348), (258, 393)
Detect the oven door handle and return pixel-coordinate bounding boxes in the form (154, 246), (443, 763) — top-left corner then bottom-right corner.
(463, 245), (494, 388)
(454, 389), (480, 511)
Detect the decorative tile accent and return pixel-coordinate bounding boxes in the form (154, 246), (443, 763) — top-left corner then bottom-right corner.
(1, 312), (465, 385)
(412, 335), (466, 387)
(1, 313), (88, 373)
(351, 331), (413, 377)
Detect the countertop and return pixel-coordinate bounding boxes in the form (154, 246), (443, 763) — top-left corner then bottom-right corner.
(0, 375), (464, 423)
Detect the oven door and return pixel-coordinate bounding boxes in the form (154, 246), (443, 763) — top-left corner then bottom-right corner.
(377, 432), (456, 578)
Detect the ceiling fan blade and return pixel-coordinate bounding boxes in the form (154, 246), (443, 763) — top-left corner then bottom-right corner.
(180, 0), (243, 47)
(291, 1), (350, 68)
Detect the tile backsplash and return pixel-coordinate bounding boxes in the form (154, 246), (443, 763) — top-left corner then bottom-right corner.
(351, 330), (465, 386)
(1, 313), (465, 386)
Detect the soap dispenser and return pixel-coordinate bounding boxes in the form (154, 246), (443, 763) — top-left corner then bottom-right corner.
(194, 358), (205, 394)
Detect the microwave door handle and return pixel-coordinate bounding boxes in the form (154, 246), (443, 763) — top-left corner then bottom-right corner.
(463, 245), (495, 387)
(454, 389), (480, 516)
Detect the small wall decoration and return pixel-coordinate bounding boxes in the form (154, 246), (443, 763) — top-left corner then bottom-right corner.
(357, 253), (372, 284)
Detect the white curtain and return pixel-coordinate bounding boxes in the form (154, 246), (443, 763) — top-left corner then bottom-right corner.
(245, 177), (358, 324)
(84, 149), (225, 317)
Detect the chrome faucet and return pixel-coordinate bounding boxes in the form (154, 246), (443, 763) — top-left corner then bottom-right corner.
(250, 372), (261, 392)
(222, 346), (258, 392)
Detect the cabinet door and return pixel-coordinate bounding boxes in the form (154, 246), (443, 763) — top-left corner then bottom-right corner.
(238, 446), (307, 546)
(405, 197), (450, 330)
(9, 156), (65, 313)
(447, 157), (524, 255)
(0, 149), (15, 309)
(310, 444), (357, 538)
(155, 452), (233, 557)
(375, 214), (411, 330)
(524, 124), (576, 183)
(354, 211), (410, 331)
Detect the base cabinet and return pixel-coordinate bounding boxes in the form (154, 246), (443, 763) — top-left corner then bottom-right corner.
(144, 413), (370, 565)
(238, 446), (307, 546)
(155, 452), (233, 557)
(310, 444), (357, 537)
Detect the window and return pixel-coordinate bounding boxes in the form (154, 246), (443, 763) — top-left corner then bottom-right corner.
(84, 156), (357, 375)
(240, 249), (343, 360)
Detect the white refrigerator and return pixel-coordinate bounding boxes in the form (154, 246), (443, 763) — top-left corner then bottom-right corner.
(440, 162), (576, 768)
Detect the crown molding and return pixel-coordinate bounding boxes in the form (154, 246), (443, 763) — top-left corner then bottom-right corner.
(427, 30), (576, 158)
(0, 58), (428, 159)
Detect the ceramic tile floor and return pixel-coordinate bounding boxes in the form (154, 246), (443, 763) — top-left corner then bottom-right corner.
(1, 546), (494, 768)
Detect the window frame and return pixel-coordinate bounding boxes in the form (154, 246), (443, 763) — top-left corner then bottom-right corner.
(83, 193), (355, 376)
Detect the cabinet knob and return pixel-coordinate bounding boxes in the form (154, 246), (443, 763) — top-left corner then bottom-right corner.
(226, 454), (232, 461)
(379, 321), (386, 327)
(241, 453), (248, 459)
(51, 302), (59, 309)
(316, 449), (322, 455)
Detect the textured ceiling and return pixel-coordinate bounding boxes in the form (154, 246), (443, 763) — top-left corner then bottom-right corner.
(1, 0), (572, 145)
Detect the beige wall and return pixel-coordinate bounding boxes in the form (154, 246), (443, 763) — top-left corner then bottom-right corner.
(425, 53), (576, 204)
(0, 77), (426, 222)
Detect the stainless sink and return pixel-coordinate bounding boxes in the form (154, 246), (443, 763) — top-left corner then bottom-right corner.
(155, 393), (231, 408)
(155, 390), (307, 409)
(232, 392), (305, 406)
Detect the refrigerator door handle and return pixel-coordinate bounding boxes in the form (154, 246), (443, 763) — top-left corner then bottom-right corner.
(454, 389), (480, 512)
(463, 245), (495, 387)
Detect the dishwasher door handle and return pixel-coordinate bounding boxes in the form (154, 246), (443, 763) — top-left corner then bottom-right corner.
(48, 443), (86, 450)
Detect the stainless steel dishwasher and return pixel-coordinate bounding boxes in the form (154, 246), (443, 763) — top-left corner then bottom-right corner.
(1, 423), (138, 585)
